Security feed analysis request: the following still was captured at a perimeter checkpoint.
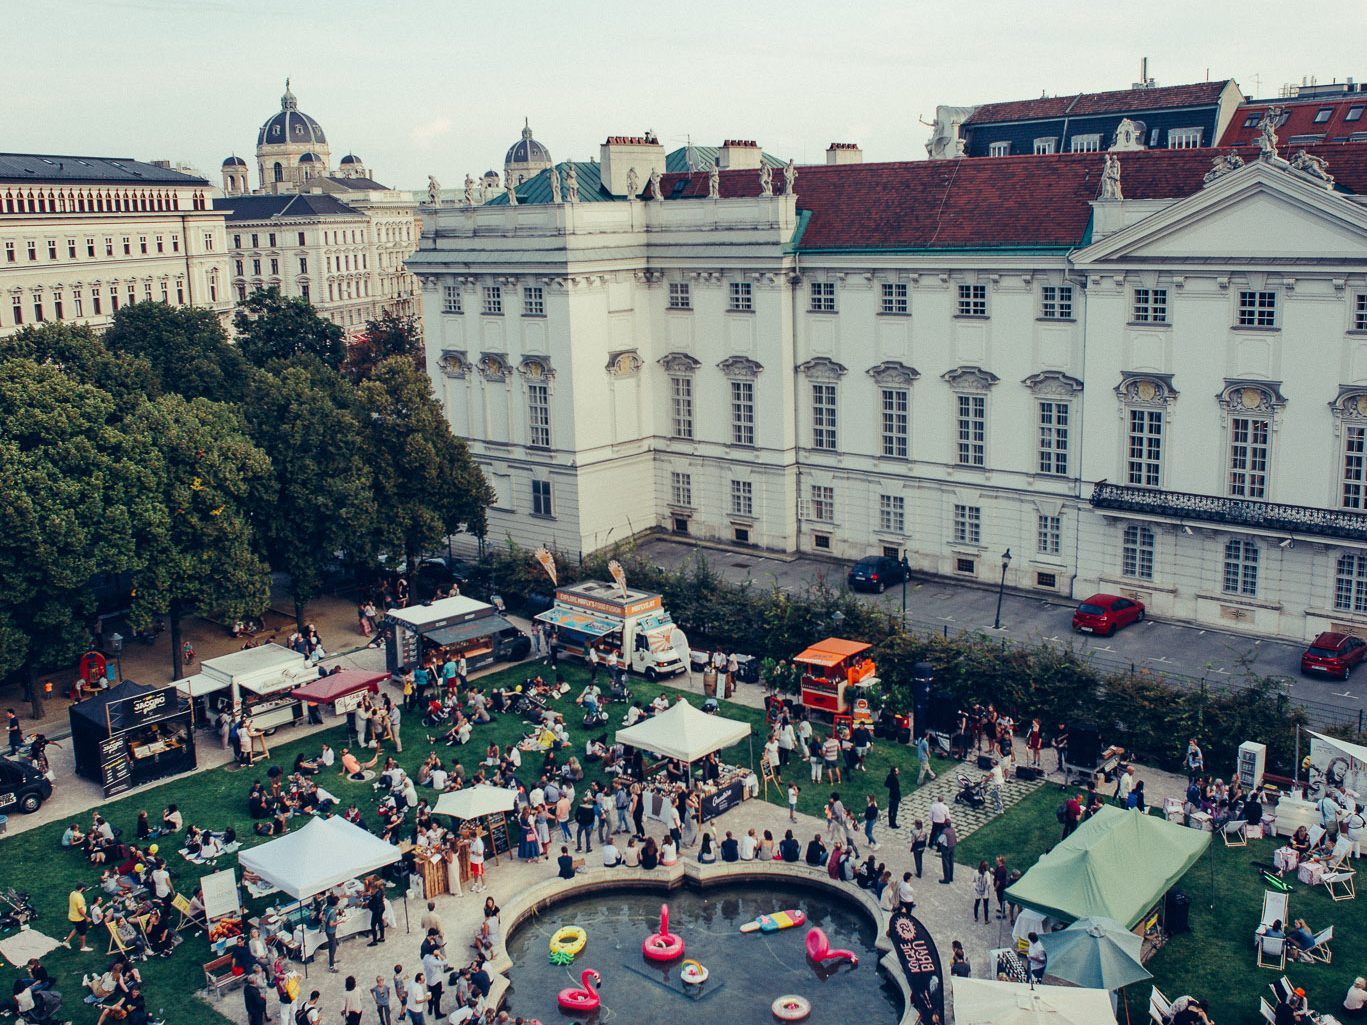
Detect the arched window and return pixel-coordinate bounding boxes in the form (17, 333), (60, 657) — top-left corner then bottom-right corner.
(273, 162), (284, 182)
(1222, 539), (1258, 596)
(1335, 553), (1367, 613)
(1121, 524), (1155, 580)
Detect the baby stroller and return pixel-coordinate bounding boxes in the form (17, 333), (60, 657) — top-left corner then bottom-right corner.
(953, 773), (987, 810)
(421, 700), (450, 729)
(582, 706), (609, 728)
(608, 677), (633, 704)
(0, 889), (37, 931)
(15, 986), (62, 1025)
(508, 689), (547, 718)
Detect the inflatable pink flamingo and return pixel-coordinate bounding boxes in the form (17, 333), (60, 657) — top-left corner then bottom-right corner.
(642, 903), (685, 961)
(557, 968), (601, 1012)
(805, 926), (859, 967)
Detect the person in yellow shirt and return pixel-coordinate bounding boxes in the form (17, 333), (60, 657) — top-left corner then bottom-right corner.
(62, 883), (94, 951)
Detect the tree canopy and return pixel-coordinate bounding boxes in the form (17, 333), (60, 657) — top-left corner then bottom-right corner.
(233, 287), (346, 370)
(343, 309), (424, 383)
(104, 301), (249, 403)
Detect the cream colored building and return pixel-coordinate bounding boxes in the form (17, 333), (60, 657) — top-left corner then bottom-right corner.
(0, 152), (231, 338)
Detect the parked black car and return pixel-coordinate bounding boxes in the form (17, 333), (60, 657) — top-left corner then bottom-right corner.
(0, 757), (52, 814)
(847, 555), (909, 593)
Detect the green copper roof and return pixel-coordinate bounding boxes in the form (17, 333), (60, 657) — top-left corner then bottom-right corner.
(665, 145), (786, 173)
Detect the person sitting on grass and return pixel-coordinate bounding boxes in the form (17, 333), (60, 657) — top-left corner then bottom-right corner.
(339, 747), (379, 780)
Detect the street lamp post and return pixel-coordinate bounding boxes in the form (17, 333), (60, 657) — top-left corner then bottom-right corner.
(993, 549), (1012, 631)
(110, 632), (124, 683)
(900, 552), (911, 621)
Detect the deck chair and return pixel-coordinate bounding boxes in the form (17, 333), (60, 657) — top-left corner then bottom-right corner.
(1149, 986), (1172, 1025)
(1257, 933), (1286, 970)
(1324, 862), (1357, 901)
(1308, 924), (1334, 963)
(1259, 997), (1278, 1024)
(1223, 820), (1248, 847)
(1259, 890), (1289, 935)
(1307, 825), (1326, 850)
(105, 919), (135, 957)
(1270, 977), (1294, 1004)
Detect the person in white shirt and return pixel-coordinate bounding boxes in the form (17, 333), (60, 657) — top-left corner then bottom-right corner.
(150, 864), (173, 901)
(468, 834), (486, 893)
(1343, 977), (1367, 1015)
(602, 841), (621, 867)
(928, 797), (950, 847)
(406, 974), (428, 1021)
(738, 829), (757, 861)
(1026, 933), (1047, 981)
(319, 744), (335, 768)
(429, 766), (448, 790)
(1116, 766), (1135, 806)
(896, 871), (916, 909)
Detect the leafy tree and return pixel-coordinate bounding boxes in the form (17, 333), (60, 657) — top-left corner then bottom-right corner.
(244, 363), (378, 628)
(344, 310), (424, 383)
(104, 301), (249, 403)
(126, 394), (273, 680)
(0, 359), (160, 715)
(233, 287), (345, 370)
(356, 357), (492, 571)
(0, 322), (158, 406)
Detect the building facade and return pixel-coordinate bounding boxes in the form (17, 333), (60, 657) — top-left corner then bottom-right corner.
(410, 132), (1367, 644)
(0, 153), (231, 338)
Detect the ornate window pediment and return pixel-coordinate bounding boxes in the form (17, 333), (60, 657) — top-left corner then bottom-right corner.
(477, 352), (509, 382)
(941, 365), (999, 392)
(797, 356), (847, 382)
(518, 355), (554, 380)
(1331, 387), (1367, 422)
(867, 360), (920, 387)
(658, 352), (701, 374)
(1115, 372), (1177, 407)
(605, 350), (643, 378)
(438, 349), (469, 379)
(718, 355), (763, 379)
(1217, 379), (1285, 414)
(1023, 370), (1084, 397)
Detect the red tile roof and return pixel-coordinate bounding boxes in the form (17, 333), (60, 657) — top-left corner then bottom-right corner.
(966, 81), (1233, 125)
(659, 143), (1367, 251)
(1218, 97), (1367, 147)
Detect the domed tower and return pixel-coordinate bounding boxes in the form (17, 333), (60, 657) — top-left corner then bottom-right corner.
(221, 154), (248, 196)
(255, 79), (330, 194)
(504, 120), (552, 186)
(337, 153), (367, 179)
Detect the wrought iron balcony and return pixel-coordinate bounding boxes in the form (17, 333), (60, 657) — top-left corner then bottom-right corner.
(1090, 481), (1367, 543)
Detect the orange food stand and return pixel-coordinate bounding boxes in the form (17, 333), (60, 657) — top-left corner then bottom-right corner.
(794, 638), (878, 721)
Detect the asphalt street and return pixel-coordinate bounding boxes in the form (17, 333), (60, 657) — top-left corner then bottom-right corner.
(636, 537), (1364, 729)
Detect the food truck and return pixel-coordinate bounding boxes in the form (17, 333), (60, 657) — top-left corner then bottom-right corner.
(535, 581), (688, 680)
(794, 637), (879, 725)
(175, 643), (314, 731)
(384, 595), (529, 675)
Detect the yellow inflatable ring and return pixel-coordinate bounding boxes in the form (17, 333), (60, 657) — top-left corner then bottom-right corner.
(772, 995), (812, 1021)
(680, 959), (709, 984)
(549, 926), (587, 957)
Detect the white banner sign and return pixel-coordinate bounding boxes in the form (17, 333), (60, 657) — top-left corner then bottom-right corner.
(200, 867), (242, 923)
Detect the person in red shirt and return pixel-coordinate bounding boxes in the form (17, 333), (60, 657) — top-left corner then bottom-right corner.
(1062, 794), (1083, 839)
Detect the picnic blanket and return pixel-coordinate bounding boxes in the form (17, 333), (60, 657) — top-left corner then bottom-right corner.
(0, 928), (62, 966)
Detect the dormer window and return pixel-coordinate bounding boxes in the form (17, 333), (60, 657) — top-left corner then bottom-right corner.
(1314, 107), (1334, 124)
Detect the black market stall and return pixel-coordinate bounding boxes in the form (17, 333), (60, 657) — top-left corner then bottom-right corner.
(70, 680), (196, 795)
(384, 595), (529, 675)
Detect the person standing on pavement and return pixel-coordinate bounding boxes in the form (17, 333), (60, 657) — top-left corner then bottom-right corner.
(993, 855), (1010, 919)
(596, 785), (612, 845)
(406, 972), (428, 1025)
(916, 734), (937, 785)
(1185, 738), (1205, 782)
(787, 783), (800, 823)
(366, 884), (386, 945)
(322, 894), (340, 973)
(340, 975), (364, 1025)
(937, 819), (958, 883)
(243, 971), (268, 1025)
(422, 944), (448, 1018)
(371, 974), (392, 1025)
(909, 820), (928, 878)
(885, 766), (902, 829)
(928, 794), (950, 848)
(6, 708), (21, 755)
(1051, 723), (1068, 773)
(1115, 765), (1136, 807)
(1026, 719), (1043, 769)
(574, 795), (595, 854)
(863, 795), (881, 850)
(896, 871), (917, 911)
(989, 759), (1005, 815)
(972, 860), (992, 922)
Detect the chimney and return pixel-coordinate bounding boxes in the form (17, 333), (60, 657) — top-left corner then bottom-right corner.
(718, 139), (762, 170)
(599, 133), (667, 197)
(826, 142), (863, 165)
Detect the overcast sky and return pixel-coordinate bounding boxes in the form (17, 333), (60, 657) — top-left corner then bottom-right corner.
(10, 0), (1361, 190)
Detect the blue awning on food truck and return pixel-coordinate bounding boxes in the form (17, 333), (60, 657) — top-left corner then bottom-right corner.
(535, 606), (618, 639)
(425, 615), (518, 647)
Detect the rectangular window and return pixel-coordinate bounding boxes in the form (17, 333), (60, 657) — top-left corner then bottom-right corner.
(1237, 290), (1277, 327)
(67, 239), (76, 258)
(202, 233), (214, 252)
(47, 240), (57, 260)
(811, 383), (838, 450)
(53, 292), (63, 319)
(1033, 137), (1057, 155)
(953, 504), (981, 545)
(673, 517), (690, 535)
(252, 258), (261, 276)
(1353, 293), (1367, 332)
(809, 281), (836, 312)
(1314, 108), (1334, 124)
(482, 286), (502, 314)
(957, 283), (987, 317)
(879, 495), (905, 533)
(27, 241), (37, 261)
(1037, 400), (1070, 475)
(955, 557), (976, 574)
(233, 234), (241, 249)
(728, 281), (753, 312)
(1167, 127), (1203, 148)
(1228, 416), (1270, 498)
(1122, 524), (1155, 579)
(730, 479), (753, 517)
(670, 376), (694, 439)
(731, 380), (755, 446)
(91, 286), (101, 315)
(880, 282), (909, 315)
(10, 299), (20, 324)
(668, 282), (691, 309)
(298, 257), (307, 275)
(442, 285), (462, 314)
(297, 231), (306, 246)
(1336, 553), (1367, 612)
(86, 237), (95, 257)
(1347, 106), (1365, 123)
(810, 485), (834, 522)
(269, 258), (279, 275)
(531, 480), (553, 517)
(160, 281), (168, 303)
(120, 237), (130, 256)
(4, 242), (12, 262)
(300, 284), (309, 301)
(1037, 514), (1061, 555)
(523, 286), (545, 316)
(670, 472), (692, 507)
(1040, 284), (1073, 319)
(1132, 287), (1169, 323)
(73, 289), (83, 317)
(1345, 426), (1367, 509)
(988, 141), (1010, 157)
(1243, 112), (1262, 128)
(1070, 134), (1101, 153)
(880, 388), (909, 458)
(250, 233), (259, 248)
(1037, 571), (1057, 589)
(268, 232), (277, 247)
(527, 383), (551, 448)
(32, 296), (43, 322)
(956, 393), (986, 466)
(1223, 539), (1259, 596)
(104, 237), (114, 257)
(175, 280), (184, 304)
(138, 236), (147, 254)
(171, 234), (180, 252)
(1127, 409), (1163, 487)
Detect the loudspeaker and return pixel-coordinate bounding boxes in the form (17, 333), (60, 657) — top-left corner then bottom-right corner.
(977, 755), (995, 770)
(1069, 725), (1101, 768)
(1016, 766), (1042, 782)
(1165, 890), (1191, 934)
(927, 693), (958, 734)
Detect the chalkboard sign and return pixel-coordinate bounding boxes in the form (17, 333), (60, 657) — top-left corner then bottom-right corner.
(99, 736), (133, 798)
(486, 812), (511, 856)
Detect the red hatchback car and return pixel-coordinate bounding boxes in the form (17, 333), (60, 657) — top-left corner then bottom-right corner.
(1300, 632), (1367, 680)
(1072, 593), (1145, 636)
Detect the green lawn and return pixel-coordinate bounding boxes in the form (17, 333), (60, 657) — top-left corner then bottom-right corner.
(959, 786), (1367, 1025)
(0, 660), (946, 1022)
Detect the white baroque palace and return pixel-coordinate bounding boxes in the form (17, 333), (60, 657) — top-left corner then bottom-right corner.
(411, 131), (1367, 643)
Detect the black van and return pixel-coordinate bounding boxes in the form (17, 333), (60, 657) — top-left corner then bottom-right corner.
(0, 758), (53, 814)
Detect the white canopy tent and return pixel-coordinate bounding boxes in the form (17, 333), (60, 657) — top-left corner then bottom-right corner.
(238, 816), (401, 900)
(615, 698), (751, 762)
(952, 978), (1117, 1025)
(433, 785), (517, 820)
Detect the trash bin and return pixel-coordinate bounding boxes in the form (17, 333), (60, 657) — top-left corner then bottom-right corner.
(1165, 890), (1191, 934)
(702, 666), (718, 697)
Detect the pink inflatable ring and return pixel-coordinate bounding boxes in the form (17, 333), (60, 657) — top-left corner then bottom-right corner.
(643, 903), (685, 961)
(557, 968), (601, 1012)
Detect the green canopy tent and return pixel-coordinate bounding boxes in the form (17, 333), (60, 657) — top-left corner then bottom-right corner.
(1005, 806), (1210, 930)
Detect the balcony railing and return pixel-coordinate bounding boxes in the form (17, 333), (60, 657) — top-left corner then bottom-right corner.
(1090, 481), (1367, 543)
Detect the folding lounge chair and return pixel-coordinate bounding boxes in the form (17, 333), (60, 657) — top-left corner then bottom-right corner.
(1308, 924), (1334, 963)
(1223, 820), (1248, 847)
(1257, 934), (1286, 971)
(1149, 986), (1172, 1025)
(1258, 890), (1289, 936)
(1324, 861), (1357, 901)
